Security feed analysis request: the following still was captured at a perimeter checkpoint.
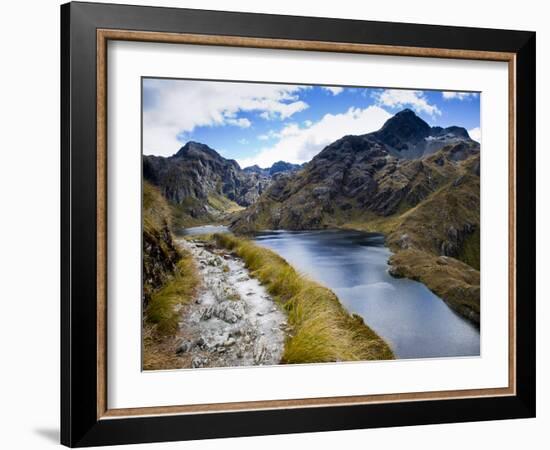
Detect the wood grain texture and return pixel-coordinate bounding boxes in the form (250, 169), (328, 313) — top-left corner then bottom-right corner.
(508, 56), (517, 394)
(98, 29), (515, 61)
(96, 28), (516, 420)
(97, 30), (108, 419)
(101, 386), (515, 418)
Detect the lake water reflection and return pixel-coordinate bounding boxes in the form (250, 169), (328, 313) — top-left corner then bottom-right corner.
(254, 229), (480, 359)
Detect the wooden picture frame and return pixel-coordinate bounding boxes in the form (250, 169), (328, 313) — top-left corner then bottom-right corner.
(61, 1), (536, 447)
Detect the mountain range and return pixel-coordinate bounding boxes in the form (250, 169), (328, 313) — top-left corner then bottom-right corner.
(143, 142), (301, 227)
(243, 161), (304, 177)
(143, 109), (481, 324)
(232, 109), (479, 230)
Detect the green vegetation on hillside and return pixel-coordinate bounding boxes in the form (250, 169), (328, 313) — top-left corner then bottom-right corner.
(143, 141), (270, 232)
(342, 171), (481, 324)
(143, 181), (200, 370)
(170, 199), (210, 230)
(457, 228), (480, 271)
(388, 250), (480, 324)
(212, 233), (394, 363)
(145, 253), (199, 335)
(143, 181), (181, 305)
(207, 193), (245, 216)
(143, 251), (200, 370)
(143, 180), (173, 231)
(167, 193), (245, 233)
(231, 145), (481, 325)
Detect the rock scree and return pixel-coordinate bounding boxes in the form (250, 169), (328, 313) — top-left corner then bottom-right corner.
(174, 238), (288, 369)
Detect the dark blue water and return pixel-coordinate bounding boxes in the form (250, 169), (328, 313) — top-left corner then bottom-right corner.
(253, 229), (480, 359)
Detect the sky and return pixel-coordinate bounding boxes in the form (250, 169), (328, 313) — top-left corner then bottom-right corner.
(142, 78), (481, 168)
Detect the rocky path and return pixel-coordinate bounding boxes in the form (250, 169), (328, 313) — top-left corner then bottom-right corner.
(174, 238), (287, 369)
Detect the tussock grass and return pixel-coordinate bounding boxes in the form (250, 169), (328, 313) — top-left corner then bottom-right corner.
(143, 249), (200, 370)
(168, 193), (245, 232)
(207, 193), (245, 213)
(145, 251), (199, 335)
(142, 181), (181, 306)
(170, 200), (211, 230)
(143, 181), (173, 233)
(142, 323), (183, 371)
(213, 233), (394, 363)
(457, 228), (480, 270)
(390, 249), (480, 325)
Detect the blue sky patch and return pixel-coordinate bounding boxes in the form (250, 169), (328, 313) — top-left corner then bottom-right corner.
(142, 78), (480, 168)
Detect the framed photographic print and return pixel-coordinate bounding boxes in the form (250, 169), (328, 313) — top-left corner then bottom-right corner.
(61, 1), (536, 447)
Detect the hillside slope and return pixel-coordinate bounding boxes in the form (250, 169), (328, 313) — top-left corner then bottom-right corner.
(143, 142), (302, 229)
(373, 157), (480, 323)
(230, 110), (481, 324)
(142, 181), (181, 307)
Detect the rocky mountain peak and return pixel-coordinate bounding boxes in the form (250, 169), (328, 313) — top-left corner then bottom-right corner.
(243, 161), (303, 177)
(368, 109), (476, 159)
(375, 108), (431, 144)
(432, 125), (470, 140)
(175, 141), (242, 172)
(243, 164), (263, 173)
(175, 141), (225, 161)
(269, 161), (302, 176)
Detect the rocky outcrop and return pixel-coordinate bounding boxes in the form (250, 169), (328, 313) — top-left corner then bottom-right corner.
(267, 160), (303, 176)
(236, 171), (271, 206)
(243, 164), (269, 177)
(243, 161), (303, 177)
(144, 141), (251, 206)
(143, 224), (179, 307)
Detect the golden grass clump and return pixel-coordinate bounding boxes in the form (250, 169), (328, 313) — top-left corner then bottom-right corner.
(213, 233), (394, 363)
(145, 251), (199, 335)
(142, 249), (200, 370)
(143, 181), (173, 233)
(142, 323), (183, 371)
(389, 249), (480, 325)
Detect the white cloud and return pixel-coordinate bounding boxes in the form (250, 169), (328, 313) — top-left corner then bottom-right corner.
(238, 138), (249, 145)
(257, 130), (278, 141)
(257, 101), (308, 120)
(226, 117), (251, 128)
(442, 91), (479, 100)
(277, 123), (301, 138)
(143, 79), (309, 156)
(468, 127), (481, 143)
(372, 89), (441, 117)
(322, 86), (344, 95)
(238, 106), (391, 168)
(303, 120), (313, 128)
(256, 124), (300, 142)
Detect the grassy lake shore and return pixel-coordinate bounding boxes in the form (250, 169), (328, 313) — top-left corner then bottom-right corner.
(212, 233), (394, 363)
(340, 191), (480, 327)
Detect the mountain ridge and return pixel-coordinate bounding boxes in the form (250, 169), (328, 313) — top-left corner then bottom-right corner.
(368, 108), (475, 159)
(143, 109), (480, 323)
(243, 161), (303, 177)
(143, 142), (304, 228)
(229, 109), (481, 324)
